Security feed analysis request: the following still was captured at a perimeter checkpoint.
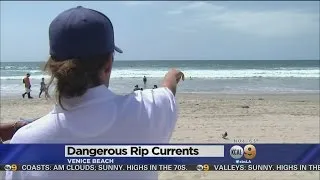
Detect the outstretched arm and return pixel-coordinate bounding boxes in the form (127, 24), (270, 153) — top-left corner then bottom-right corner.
(162, 69), (184, 96)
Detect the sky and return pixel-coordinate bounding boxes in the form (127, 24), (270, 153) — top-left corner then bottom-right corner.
(0, 1), (319, 62)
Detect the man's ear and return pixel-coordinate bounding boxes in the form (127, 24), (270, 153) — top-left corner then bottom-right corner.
(103, 54), (113, 74)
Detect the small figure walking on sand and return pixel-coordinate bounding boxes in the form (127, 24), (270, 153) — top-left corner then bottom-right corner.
(39, 78), (50, 99)
(39, 78), (45, 98)
(143, 76), (147, 88)
(22, 73), (33, 99)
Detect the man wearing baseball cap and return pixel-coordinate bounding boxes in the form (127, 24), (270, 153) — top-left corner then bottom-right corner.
(6, 6), (184, 180)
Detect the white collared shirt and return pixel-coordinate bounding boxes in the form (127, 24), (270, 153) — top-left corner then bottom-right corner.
(6, 85), (177, 180)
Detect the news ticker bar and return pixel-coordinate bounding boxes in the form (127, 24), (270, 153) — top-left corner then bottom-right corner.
(1, 164), (319, 172)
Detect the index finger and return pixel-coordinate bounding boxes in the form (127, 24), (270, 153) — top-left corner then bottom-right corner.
(179, 72), (185, 81)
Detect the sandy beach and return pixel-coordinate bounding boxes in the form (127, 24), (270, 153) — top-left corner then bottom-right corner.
(1, 93), (319, 179)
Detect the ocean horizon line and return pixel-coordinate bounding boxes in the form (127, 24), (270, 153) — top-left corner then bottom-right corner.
(1, 59), (320, 63)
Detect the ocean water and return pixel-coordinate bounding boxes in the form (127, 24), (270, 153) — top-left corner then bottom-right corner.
(1, 60), (319, 96)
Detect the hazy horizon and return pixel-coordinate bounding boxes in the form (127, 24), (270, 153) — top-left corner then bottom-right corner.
(1, 60), (319, 64)
(1, 1), (319, 62)
(1, 59), (320, 63)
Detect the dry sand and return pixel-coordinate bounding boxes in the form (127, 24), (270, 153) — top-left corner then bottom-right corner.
(1, 93), (319, 179)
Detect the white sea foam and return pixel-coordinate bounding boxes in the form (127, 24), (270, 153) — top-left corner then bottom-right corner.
(1, 68), (319, 80)
(111, 69), (320, 78)
(0, 66), (39, 70)
(0, 75), (50, 80)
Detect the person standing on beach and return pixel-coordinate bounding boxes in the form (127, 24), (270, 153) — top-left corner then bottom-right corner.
(143, 75), (147, 88)
(39, 78), (46, 98)
(39, 77), (50, 99)
(22, 73), (33, 99)
(6, 6), (184, 180)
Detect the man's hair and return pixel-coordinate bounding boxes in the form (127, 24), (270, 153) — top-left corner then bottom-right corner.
(44, 53), (112, 109)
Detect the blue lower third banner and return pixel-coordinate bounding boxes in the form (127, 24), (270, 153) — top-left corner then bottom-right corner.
(0, 144), (319, 165)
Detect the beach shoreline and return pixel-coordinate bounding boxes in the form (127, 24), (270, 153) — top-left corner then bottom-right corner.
(1, 91), (320, 99)
(2, 60), (319, 97)
(1, 92), (319, 179)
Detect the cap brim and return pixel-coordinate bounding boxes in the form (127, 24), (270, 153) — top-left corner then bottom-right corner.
(115, 46), (123, 53)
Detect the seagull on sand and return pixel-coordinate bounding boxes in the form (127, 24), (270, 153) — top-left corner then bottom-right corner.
(222, 131), (228, 139)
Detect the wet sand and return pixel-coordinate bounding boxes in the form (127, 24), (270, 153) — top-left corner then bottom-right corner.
(1, 93), (319, 179)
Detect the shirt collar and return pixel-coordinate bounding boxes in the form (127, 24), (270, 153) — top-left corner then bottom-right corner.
(53, 85), (116, 112)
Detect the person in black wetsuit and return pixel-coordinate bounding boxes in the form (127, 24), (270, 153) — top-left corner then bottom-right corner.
(143, 76), (147, 88)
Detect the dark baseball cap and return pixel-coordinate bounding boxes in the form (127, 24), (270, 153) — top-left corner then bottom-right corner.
(49, 6), (122, 61)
